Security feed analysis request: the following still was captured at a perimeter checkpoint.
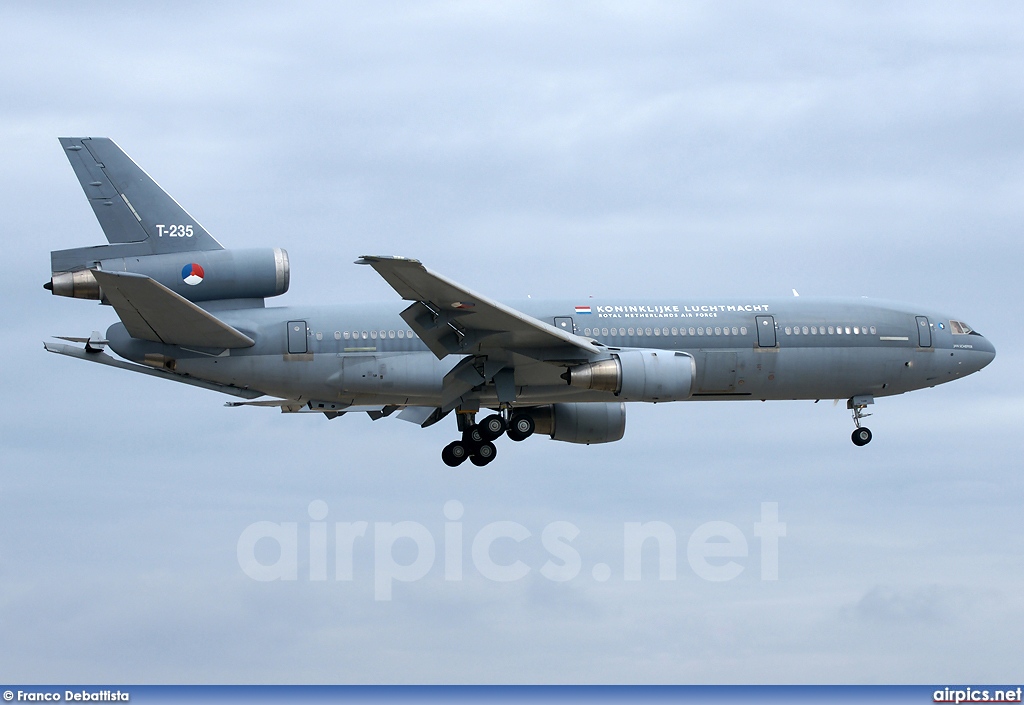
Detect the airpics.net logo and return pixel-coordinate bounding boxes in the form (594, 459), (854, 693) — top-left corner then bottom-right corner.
(236, 501), (786, 601)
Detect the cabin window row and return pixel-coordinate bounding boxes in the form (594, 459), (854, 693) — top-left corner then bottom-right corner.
(311, 330), (419, 342)
(583, 326), (749, 337)
(346, 330), (417, 341)
(783, 325), (877, 336)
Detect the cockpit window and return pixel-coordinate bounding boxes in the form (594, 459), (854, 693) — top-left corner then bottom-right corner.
(949, 320), (974, 335)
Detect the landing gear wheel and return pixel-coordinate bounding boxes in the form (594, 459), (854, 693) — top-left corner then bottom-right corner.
(847, 397), (874, 447)
(851, 427), (872, 446)
(506, 414), (535, 442)
(479, 414), (506, 441)
(470, 441), (497, 466)
(442, 441), (470, 466)
(464, 425), (485, 445)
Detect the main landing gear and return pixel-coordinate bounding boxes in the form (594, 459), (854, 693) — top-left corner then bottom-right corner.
(441, 411), (536, 467)
(848, 395), (874, 447)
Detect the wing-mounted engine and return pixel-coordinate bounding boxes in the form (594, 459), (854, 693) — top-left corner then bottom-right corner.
(561, 349), (695, 402)
(523, 402), (626, 444)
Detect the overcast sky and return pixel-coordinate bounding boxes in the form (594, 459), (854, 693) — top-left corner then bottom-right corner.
(1, 1), (1022, 685)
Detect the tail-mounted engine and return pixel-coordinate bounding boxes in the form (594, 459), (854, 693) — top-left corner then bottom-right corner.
(47, 138), (290, 306)
(46, 247), (290, 303)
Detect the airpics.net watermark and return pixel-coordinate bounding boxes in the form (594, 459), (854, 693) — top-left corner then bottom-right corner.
(236, 501), (786, 601)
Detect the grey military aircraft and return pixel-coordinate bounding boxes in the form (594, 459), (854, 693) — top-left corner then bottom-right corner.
(44, 138), (996, 466)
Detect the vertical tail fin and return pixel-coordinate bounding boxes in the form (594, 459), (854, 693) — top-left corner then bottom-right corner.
(59, 137), (222, 253)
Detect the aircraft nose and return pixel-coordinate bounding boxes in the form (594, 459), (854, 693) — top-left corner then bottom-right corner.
(963, 334), (996, 373)
(975, 335), (996, 366)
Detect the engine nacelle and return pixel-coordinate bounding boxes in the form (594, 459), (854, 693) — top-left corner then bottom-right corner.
(562, 349), (695, 402)
(48, 247), (290, 303)
(525, 402), (626, 444)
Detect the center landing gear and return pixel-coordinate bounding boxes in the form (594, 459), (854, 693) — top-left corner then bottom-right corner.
(440, 410), (536, 466)
(847, 395), (874, 446)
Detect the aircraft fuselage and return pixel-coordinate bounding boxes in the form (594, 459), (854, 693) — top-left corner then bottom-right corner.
(105, 296), (995, 408)
(46, 138), (996, 463)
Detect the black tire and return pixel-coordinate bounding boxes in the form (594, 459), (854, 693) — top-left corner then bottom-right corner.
(506, 414), (535, 442)
(470, 441), (497, 466)
(464, 425), (485, 445)
(442, 441), (469, 466)
(479, 414), (506, 441)
(851, 427), (872, 446)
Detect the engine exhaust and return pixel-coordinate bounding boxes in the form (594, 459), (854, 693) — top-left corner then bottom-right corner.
(561, 358), (622, 394)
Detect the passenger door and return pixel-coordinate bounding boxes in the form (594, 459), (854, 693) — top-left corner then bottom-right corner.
(287, 320), (308, 354)
(916, 316), (932, 348)
(553, 316), (575, 334)
(756, 315), (777, 348)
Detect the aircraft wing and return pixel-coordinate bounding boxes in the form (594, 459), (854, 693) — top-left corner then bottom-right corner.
(357, 256), (600, 362)
(91, 269), (255, 349)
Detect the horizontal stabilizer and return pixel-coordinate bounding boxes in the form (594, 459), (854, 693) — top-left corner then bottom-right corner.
(91, 270), (254, 349)
(44, 341), (263, 399)
(225, 399), (396, 420)
(225, 398), (308, 412)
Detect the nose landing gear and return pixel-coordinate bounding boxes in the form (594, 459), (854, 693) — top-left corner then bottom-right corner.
(851, 427), (873, 446)
(848, 395), (874, 446)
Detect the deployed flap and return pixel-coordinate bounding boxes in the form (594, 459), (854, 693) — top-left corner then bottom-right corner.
(91, 270), (254, 349)
(357, 256), (599, 361)
(396, 406), (437, 426)
(60, 137), (223, 253)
